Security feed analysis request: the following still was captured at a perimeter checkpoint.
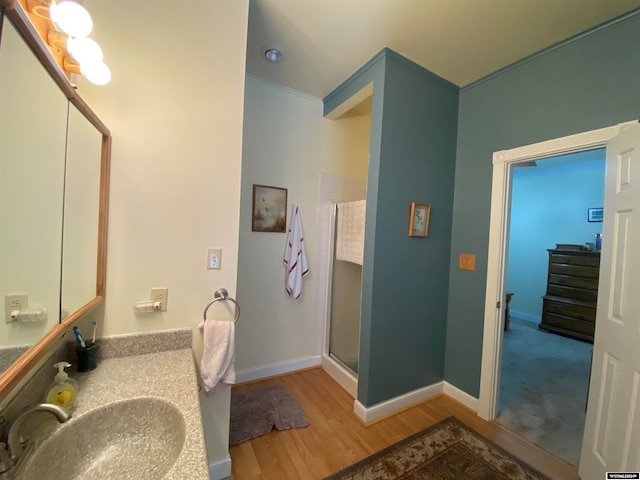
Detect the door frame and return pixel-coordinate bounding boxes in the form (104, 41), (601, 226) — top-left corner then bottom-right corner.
(477, 120), (638, 421)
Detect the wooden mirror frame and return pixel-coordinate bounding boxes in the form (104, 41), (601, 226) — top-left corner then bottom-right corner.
(0, 0), (111, 403)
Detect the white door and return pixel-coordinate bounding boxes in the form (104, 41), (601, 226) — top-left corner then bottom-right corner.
(580, 123), (640, 478)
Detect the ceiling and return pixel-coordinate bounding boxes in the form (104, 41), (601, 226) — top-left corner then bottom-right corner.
(246, 0), (640, 99)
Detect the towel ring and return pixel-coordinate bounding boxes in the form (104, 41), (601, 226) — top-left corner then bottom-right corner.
(203, 288), (240, 324)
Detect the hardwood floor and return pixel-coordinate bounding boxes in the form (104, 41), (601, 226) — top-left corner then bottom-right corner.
(229, 367), (580, 480)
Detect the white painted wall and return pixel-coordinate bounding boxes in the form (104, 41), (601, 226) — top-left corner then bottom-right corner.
(79, 0), (249, 475)
(236, 76), (370, 377)
(79, 0), (247, 337)
(507, 154), (605, 321)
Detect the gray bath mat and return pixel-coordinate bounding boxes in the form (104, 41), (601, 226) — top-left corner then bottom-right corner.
(229, 384), (310, 446)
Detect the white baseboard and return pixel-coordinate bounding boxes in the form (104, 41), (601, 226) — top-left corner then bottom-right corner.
(443, 381), (479, 411)
(209, 456), (232, 480)
(354, 381), (444, 424)
(321, 354), (357, 398)
(510, 310), (540, 324)
(235, 355), (321, 384)
(352, 381), (480, 424)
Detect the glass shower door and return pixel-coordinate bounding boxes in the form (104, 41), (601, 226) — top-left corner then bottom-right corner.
(328, 257), (362, 376)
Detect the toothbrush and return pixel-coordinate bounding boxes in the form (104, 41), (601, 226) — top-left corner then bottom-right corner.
(73, 326), (86, 348)
(91, 320), (98, 344)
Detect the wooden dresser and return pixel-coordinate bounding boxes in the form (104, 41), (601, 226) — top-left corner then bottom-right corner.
(539, 246), (600, 343)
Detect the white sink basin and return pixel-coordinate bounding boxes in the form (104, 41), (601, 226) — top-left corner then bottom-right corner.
(21, 397), (186, 480)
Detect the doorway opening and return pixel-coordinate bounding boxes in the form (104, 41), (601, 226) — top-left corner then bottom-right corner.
(318, 86), (372, 398)
(496, 148), (605, 465)
(477, 121), (636, 469)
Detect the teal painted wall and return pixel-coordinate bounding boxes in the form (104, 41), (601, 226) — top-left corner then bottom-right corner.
(364, 52), (458, 405)
(324, 49), (459, 407)
(445, 12), (640, 396)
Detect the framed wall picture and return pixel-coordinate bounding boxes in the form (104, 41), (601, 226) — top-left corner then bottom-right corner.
(588, 207), (603, 223)
(408, 202), (431, 237)
(252, 184), (287, 232)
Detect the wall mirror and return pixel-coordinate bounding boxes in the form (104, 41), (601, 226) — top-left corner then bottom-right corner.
(0, 1), (110, 403)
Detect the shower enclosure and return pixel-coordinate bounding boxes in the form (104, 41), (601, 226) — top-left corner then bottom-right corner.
(327, 201), (364, 377)
(328, 248), (361, 374)
(317, 173), (367, 397)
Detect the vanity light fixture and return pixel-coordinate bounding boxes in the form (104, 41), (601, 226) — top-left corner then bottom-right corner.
(28, 0), (111, 85)
(264, 48), (283, 63)
(48, 0), (92, 38)
(48, 32), (103, 64)
(80, 61), (111, 86)
(48, 32), (111, 85)
(66, 37), (103, 64)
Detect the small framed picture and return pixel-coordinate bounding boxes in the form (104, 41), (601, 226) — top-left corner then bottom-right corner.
(252, 184), (288, 232)
(408, 202), (431, 237)
(588, 207), (603, 223)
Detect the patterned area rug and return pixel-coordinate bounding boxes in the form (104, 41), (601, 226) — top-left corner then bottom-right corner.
(324, 417), (550, 480)
(229, 384), (309, 446)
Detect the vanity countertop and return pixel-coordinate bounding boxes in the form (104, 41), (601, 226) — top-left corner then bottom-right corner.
(72, 348), (209, 480)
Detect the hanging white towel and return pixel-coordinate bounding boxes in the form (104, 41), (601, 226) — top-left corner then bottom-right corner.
(283, 204), (309, 298)
(336, 200), (366, 265)
(197, 319), (236, 395)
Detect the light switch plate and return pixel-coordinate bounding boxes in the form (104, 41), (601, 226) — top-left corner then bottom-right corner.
(207, 248), (222, 270)
(459, 253), (476, 271)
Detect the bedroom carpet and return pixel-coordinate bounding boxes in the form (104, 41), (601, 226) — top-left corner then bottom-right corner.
(498, 316), (592, 466)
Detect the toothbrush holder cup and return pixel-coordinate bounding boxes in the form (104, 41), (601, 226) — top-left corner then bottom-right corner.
(76, 342), (98, 372)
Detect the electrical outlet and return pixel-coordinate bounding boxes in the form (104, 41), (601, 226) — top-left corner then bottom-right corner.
(150, 288), (168, 311)
(207, 248), (222, 270)
(5, 293), (28, 322)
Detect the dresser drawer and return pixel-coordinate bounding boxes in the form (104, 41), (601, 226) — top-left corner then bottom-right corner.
(548, 273), (599, 290)
(540, 312), (595, 340)
(549, 263), (599, 279)
(546, 284), (598, 303)
(549, 253), (600, 268)
(542, 297), (596, 322)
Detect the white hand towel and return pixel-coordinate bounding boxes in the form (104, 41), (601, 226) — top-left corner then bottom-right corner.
(336, 200), (366, 265)
(197, 319), (236, 395)
(283, 204), (309, 298)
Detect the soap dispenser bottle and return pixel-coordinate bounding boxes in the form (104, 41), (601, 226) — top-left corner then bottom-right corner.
(44, 361), (78, 410)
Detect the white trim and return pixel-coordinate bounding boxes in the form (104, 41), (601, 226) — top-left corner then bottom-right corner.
(324, 82), (374, 120)
(479, 121), (638, 421)
(353, 381), (444, 424)
(492, 123), (635, 165)
(235, 355), (321, 384)
(443, 381), (480, 411)
(321, 354), (357, 398)
(208, 456), (232, 480)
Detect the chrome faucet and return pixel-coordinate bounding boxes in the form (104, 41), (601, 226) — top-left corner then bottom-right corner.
(2, 403), (71, 468)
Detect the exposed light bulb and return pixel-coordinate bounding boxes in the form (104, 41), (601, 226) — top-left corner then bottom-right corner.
(67, 37), (103, 65)
(50, 1), (93, 38)
(81, 61), (111, 85)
